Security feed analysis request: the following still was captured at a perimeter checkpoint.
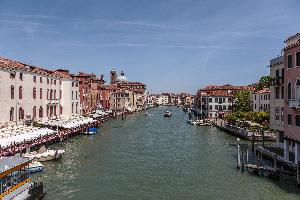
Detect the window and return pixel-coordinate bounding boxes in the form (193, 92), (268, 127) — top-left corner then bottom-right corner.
(76, 102), (78, 114)
(33, 87), (36, 99)
(54, 80), (56, 85)
(72, 102), (74, 113)
(215, 105), (218, 110)
(296, 52), (300, 66)
(254, 95), (256, 100)
(50, 89), (53, 99)
(19, 73), (23, 80)
(275, 108), (279, 120)
(10, 107), (14, 121)
(223, 105), (226, 110)
(288, 54), (293, 68)
(40, 88), (43, 99)
(19, 107), (24, 120)
(47, 89), (49, 99)
(288, 114), (292, 126)
(296, 79), (300, 100)
(209, 98), (212, 103)
(281, 68), (285, 80)
(72, 91), (74, 100)
(33, 76), (36, 82)
(47, 78), (49, 84)
(59, 90), (62, 99)
(39, 106), (43, 118)
(40, 77), (43, 83)
(215, 98), (218, 103)
(228, 98), (232, 103)
(296, 115), (300, 127)
(10, 72), (16, 78)
(275, 69), (279, 78)
(275, 87), (279, 99)
(11, 85), (14, 99)
(60, 105), (63, 115)
(288, 82), (292, 99)
(51, 79), (53, 84)
(33, 106), (36, 118)
(76, 91), (78, 99)
(19, 86), (22, 99)
(60, 80), (62, 85)
(54, 90), (56, 99)
(281, 86), (284, 99)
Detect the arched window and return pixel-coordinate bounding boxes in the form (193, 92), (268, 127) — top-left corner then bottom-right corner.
(33, 87), (36, 99)
(10, 107), (14, 121)
(19, 86), (22, 99)
(60, 105), (63, 115)
(59, 90), (62, 99)
(19, 107), (24, 120)
(54, 90), (56, 99)
(33, 106), (36, 118)
(72, 102), (74, 113)
(76, 102), (78, 114)
(50, 89), (53, 100)
(288, 81), (292, 99)
(39, 106), (43, 118)
(11, 85), (14, 99)
(46, 105), (49, 117)
(40, 88), (43, 99)
(47, 89), (49, 99)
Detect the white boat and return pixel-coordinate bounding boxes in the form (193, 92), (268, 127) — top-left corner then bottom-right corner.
(28, 161), (44, 173)
(23, 146), (65, 162)
(187, 120), (198, 125)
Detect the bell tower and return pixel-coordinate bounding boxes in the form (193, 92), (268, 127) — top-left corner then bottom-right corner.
(110, 69), (117, 84)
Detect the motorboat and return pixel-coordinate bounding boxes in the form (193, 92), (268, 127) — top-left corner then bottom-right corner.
(198, 120), (212, 126)
(164, 111), (172, 117)
(28, 161), (44, 173)
(84, 127), (97, 135)
(187, 119), (199, 125)
(23, 146), (65, 162)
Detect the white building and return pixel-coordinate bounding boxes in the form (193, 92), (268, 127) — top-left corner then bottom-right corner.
(252, 88), (270, 112)
(201, 92), (233, 119)
(269, 56), (285, 148)
(0, 57), (80, 126)
(155, 94), (169, 106)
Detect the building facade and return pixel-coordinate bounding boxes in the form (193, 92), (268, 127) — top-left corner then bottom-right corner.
(252, 88), (270, 112)
(269, 56), (285, 148)
(0, 57), (80, 126)
(283, 33), (300, 163)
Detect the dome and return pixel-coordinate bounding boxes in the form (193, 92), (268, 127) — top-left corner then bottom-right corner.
(116, 71), (128, 82)
(116, 75), (128, 82)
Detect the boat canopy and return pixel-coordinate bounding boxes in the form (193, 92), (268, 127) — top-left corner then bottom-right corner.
(88, 127), (97, 132)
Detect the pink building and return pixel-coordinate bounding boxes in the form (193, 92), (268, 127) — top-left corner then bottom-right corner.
(283, 33), (300, 163)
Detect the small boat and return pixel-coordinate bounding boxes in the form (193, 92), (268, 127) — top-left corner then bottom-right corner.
(164, 111), (172, 117)
(23, 146), (65, 162)
(84, 127), (97, 135)
(28, 161), (44, 173)
(198, 120), (212, 126)
(187, 120), (199, 125)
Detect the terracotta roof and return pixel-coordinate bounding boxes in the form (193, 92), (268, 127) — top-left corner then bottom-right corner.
(0, 56), (75, 80)
(253, 88), (270, 94)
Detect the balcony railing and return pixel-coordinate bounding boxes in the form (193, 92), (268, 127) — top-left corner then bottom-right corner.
(46, 99), (59, 104)
(288, 99), (300, 109)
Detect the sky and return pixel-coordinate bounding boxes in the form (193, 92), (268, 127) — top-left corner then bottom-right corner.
(0, 0), (300, 94)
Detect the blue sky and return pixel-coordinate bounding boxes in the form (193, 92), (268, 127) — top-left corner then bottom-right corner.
(0, 0), (299, 94)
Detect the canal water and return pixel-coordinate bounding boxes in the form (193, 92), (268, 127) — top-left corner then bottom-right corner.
(33, 107), (300, 200)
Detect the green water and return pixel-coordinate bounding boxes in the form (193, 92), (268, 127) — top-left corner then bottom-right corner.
(32, 107), (300, 200)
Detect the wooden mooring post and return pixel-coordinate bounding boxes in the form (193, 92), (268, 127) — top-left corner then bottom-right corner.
(297, 161), (300, 187)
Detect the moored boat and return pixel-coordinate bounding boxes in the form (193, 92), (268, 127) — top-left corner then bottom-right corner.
(84, 127), (97, 135)
(0, 156), (45, 200)
(23, 146), (65, 162)
(28, 161), (44, 174)
(164, 111), (172, 117)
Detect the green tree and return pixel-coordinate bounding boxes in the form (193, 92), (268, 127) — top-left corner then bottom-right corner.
(256, 76), (271, 91)
(233, 90), (252, 112)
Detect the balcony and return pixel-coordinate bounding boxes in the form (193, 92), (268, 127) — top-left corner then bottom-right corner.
(288, 99), (300, 109)
(46, 99), (59, 104)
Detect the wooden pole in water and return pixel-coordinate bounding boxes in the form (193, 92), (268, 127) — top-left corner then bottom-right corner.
(297, 161), (300, 187)
(241, 149), (245, 173)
